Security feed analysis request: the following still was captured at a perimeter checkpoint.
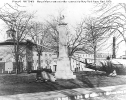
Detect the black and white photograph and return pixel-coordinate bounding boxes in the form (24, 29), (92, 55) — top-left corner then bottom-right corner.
(0, 0), (126, 100)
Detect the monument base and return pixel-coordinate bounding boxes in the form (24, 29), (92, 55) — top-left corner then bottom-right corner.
(55, 57), (76, 79)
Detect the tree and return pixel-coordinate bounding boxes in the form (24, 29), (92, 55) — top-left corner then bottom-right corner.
(45, 15), (60, 57)
(46, 14), (92, 60)
(95, 3), (126, 51)
(67, 22), (90, 58)
(0, 3), (34, 74)
(79, 17), (115, 64)
(46, 11), (116, 66)
(28, 22), (53, 70)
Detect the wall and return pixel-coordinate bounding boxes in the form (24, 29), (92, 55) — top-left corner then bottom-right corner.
(32, 51), (57, 71)
(0, 45), (27, 74)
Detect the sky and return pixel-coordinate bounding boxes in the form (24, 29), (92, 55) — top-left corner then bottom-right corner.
(0, 0), (95, 40)
(0, 0), (126, 57)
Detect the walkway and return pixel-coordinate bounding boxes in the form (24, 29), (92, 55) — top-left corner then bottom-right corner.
(0, 84), (126, 100)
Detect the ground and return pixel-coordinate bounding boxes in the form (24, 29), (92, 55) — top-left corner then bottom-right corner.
(0, 71), (126, 96)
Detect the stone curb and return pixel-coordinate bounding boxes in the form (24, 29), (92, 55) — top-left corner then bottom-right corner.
(0, 85), (126, 100)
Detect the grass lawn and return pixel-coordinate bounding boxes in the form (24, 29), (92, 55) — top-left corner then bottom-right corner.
(0, 71), (126, 96)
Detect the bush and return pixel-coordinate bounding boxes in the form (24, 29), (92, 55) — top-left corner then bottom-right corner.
(113, 64), (126, 75)
(100, 60), (115, 75)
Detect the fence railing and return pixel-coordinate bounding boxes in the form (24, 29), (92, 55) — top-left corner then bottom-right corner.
(70, 56), (107, 72)
(0, 56), (108, 74)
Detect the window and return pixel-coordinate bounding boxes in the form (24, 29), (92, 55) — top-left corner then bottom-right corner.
(41, 60), (43, 63)
(49, 54), (51, 57)
(45, 54), (47, 56)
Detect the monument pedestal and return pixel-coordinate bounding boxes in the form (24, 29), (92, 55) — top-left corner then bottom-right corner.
(55, 57), (76, 79)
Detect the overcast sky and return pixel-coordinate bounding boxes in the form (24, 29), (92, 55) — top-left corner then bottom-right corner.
(0, 0), (126, 57)
(0, 0), (95, 40)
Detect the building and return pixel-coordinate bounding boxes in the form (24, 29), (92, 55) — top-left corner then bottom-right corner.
(0, 39), (112, 74)
(0, 39), (33, 74)
(32, 50), (57, 72)
(70, 51), (112, 72)
(0, 40), (112, 74)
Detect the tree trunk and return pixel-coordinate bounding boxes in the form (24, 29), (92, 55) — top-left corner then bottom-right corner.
(68, 55), (72, 71)
(15, 43), (20, 74)
(13, 39), (19, 74)
(15, 53), (19, 74)
(94, 45), (97, 65)
(112, 37), (116, 58)
(38, 53), (41, 70)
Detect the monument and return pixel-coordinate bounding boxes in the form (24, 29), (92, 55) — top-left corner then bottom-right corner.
(55, 16), (76, 79)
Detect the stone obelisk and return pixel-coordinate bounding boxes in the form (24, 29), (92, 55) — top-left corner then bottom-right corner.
(55, 16), (76, 79)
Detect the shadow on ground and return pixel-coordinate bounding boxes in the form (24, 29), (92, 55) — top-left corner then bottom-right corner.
(0, 71), (126, 96)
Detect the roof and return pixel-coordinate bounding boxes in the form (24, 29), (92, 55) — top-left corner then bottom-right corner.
(0, 39), (57, 53)
(0, 39), (34, 46)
